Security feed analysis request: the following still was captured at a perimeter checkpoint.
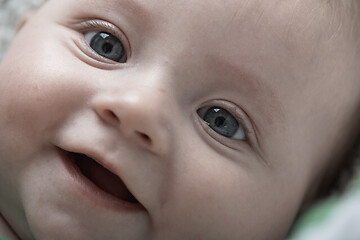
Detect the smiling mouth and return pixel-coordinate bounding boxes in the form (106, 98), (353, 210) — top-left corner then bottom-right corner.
(65, 151), (139, 204)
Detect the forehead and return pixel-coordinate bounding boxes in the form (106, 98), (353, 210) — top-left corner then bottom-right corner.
(63, 0), (333, 91)
(68, 0), (332, 41)
(69, 0), (334, 79)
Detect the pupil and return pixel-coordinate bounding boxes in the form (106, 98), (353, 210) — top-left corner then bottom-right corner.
(102, 43), (113, 54)
(215, 117), (226, 127)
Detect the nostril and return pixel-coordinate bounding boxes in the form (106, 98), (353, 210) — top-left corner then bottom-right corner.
(104, 109), (120, 124)
(137, 132), (152, 145)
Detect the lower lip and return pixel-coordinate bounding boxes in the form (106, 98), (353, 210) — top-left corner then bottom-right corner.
(57, 148), (146, 213)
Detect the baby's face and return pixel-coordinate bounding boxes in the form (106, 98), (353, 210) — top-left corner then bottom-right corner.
(0, 0), (359, 239)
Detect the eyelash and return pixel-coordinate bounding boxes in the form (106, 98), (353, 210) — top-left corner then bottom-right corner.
(196, 101), (255, 149)
(75, 19), (131, 64)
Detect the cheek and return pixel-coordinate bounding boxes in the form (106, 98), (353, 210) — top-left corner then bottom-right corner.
(0, 38), (90, 147)
(0, 65), (67, 148)
(155, 147), (300, 239)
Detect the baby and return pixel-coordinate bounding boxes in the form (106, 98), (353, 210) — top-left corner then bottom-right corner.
(0, 0), (359, 239)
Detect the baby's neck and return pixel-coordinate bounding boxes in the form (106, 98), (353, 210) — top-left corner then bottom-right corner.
(0, 212), (19, 240)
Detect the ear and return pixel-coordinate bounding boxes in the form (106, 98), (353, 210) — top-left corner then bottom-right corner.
(16, 11), (35, 33)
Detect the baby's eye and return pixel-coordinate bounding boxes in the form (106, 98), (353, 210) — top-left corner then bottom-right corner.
(85, 31), (127, 63)
(198, 107), (246, 140)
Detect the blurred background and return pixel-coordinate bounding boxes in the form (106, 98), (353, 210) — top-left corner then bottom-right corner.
(0, 0), (46, 60)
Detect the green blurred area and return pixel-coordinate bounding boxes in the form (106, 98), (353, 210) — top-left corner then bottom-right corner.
(289, 169), (360, 238)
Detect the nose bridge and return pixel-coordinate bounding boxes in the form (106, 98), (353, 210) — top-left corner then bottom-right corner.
(92, 71), (173, 155)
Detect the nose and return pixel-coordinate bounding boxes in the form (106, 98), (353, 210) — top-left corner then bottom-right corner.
(92, 87), (172, 156)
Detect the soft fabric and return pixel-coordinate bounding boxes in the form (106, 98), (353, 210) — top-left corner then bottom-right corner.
(289, 169), (360, 240)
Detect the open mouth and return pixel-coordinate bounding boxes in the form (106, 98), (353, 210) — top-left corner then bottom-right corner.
(65, 151), (139, 204)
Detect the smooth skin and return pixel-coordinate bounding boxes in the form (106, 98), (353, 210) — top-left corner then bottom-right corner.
(0, 0), (359, 239)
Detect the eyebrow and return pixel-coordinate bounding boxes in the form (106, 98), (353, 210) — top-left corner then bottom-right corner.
(213, 56), (285, 134)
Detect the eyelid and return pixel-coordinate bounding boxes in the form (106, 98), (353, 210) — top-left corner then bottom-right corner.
(197, 100), (256, 148)
(197, 106), (246, 140)
(74, 19), (132, 61)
